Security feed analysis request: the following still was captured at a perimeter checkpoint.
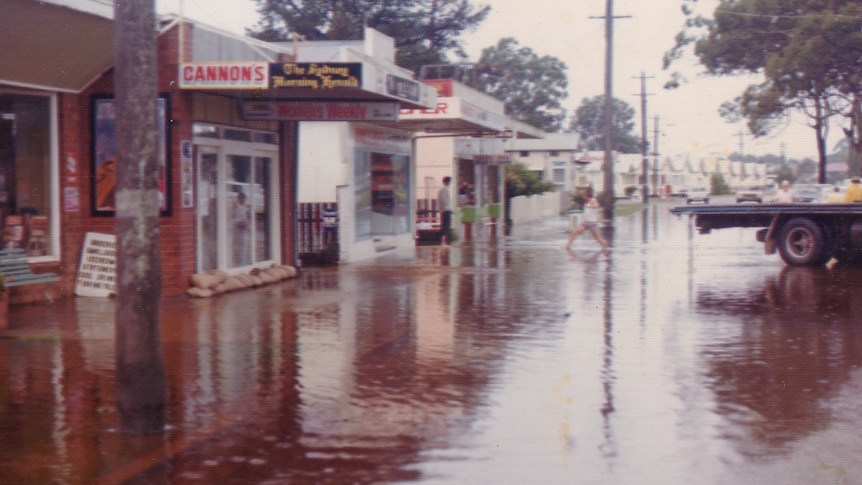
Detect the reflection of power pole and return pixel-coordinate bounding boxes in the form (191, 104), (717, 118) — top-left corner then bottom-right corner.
(634, 72), (654, 203)
(591, 0), (631, 220)
(736, 130), (746, 159)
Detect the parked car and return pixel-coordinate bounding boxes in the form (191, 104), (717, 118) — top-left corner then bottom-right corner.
(792, 183), (834, 203)
(685, 186), (710, 204)
(736, 182), (777, 203)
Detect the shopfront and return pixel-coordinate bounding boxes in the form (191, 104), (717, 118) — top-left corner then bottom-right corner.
(192, 123), (281, 273)
(0, 90), (59, 259)
(0, 2), (437, 301)
(399, 79), (542, 242)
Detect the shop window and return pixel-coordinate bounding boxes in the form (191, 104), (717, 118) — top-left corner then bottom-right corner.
(369, 153), (410, 236)
(354, 153), (371, 241)
(92, 96), (169, 215)
(193, 124), (219, 138)
(553, 168), (565, 184)
(0, 93), (54, 257)
(253, 132), (277, 145)
(224, 129), (252, 142)
(355, 151), (411, 240)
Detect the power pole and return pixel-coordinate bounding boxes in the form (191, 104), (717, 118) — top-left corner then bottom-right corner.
(114, 0), (166, 434)
(653, 115), (661, 195)
(634, 72), (654, 203)
(591, 1), (630, 220)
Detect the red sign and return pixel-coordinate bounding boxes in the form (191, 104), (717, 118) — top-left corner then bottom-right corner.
(423, 79), (453, 97)
(179, 62), (268, 89)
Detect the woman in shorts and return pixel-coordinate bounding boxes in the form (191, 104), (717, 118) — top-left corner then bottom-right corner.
(565, 187), (609, 251)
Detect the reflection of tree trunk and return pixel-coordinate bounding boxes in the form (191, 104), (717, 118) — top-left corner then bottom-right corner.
(114, 0), (166, 434)
(843, 94), (862, 178)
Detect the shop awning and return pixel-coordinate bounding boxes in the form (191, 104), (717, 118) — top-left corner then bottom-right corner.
(387, 97), (545, 139)
(0, 0), (114, 93)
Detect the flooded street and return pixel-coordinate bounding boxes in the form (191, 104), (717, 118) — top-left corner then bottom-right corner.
(3, 201), (862, 484)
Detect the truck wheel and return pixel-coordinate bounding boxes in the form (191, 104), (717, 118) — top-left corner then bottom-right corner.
(778, 218), (832, 266)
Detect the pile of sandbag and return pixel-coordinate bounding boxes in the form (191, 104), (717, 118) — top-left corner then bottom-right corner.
(187, 265), (297, 298)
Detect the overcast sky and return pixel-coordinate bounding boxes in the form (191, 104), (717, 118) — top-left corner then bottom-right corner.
(157, 0), (821, 160)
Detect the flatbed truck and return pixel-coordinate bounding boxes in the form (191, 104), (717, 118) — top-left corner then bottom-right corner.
(670, 203), (862, 266)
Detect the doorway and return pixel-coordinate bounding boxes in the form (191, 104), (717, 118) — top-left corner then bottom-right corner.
(193, 125), (279, 273)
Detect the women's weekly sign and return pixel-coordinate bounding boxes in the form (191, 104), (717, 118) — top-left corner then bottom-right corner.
(75, 232), (116, 297)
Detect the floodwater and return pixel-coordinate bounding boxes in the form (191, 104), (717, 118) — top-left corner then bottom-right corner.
(3, 201), (862, 484)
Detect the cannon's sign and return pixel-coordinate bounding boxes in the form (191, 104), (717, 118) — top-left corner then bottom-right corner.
(241, 101), (398, 121)
(178, 62), (268, 89)
(270, 63), (361, 89)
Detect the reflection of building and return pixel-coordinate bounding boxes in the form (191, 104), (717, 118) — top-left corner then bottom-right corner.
(0, 1), (439, 301)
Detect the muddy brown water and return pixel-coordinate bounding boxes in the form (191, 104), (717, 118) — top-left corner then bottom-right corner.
(2, 203), (862, 484)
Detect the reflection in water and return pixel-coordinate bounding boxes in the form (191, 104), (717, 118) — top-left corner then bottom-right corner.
(6, 208), (862, 482)
(600, 228), (617, 462)
(697, 265), (862, 457)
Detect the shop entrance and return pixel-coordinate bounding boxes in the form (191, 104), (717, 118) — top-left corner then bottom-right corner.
(193, 124), (279, 273)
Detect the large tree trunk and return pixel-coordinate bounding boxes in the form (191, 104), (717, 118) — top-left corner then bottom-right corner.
(113, 0), (166, 434)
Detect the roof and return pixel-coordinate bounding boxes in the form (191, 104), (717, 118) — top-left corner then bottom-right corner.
(0, 0), (114, 92)
(507, 133), (579, 151)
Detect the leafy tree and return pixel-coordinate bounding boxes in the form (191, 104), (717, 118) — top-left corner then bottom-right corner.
(774, 164), (796, 185)
(665, 0), (862, 181)
(464, 38), (568, 132)
(247, 0), (490, 74)
(795, 158), (817, 180)
(504, 163), (555, 198)
(569, 95), (642, 153)
(710, 172), (731, 195)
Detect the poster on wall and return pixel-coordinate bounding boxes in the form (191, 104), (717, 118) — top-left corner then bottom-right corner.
(92, 95), (171, 216)
(180, 139), (194, 208)
(75, 232), (116, 297)
(64, 187), (79, 213)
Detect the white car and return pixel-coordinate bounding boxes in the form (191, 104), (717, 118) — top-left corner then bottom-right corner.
(685, 186), (710, 204)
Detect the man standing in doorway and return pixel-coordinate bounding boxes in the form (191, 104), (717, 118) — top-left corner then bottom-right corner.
(232, 192), (252, 265)
(438, 176), (453, 246)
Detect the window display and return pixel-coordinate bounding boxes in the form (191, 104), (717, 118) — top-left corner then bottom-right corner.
(0, 92), (54, 257)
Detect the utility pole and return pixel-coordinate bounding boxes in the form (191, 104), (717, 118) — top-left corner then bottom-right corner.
(736, 130), (746, 159)
(114, 0), (166, 434)
(591, 0), (631, 220)
(634, 72), (654, 203)
(653, 115), (661, 195)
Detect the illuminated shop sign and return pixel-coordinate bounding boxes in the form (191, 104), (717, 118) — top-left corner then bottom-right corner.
(241, 101), (398, 121)
(178, 62), (268, 89)
(386, 74), (421, 102)
(269, 63), (362, 89)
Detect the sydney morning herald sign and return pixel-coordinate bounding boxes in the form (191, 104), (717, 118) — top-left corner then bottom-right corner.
(269, 63), (362, 89)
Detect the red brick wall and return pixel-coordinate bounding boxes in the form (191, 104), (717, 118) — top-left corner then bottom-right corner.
(42, 23), (298, 300)
(69, 25), (198, 296)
